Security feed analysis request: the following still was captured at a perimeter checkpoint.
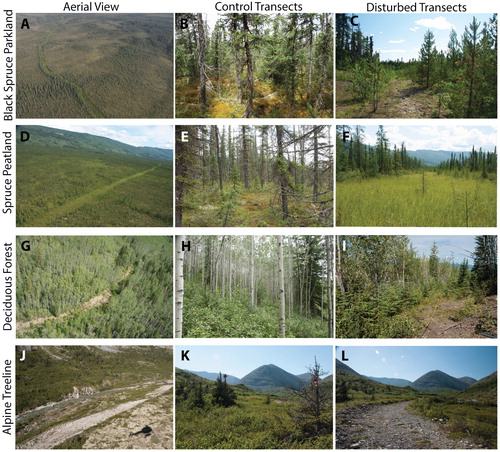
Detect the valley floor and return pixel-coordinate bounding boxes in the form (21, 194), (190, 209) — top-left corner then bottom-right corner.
(336, 401), (482, 449)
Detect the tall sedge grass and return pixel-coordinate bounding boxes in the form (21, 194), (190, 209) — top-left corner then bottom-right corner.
(337, 173), (496, 227)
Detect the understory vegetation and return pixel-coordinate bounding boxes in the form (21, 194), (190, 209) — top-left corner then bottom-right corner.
(176, 13), (332, 118)
(176, 125), (333, 227)
(336, 235), (497, 338)
(336, 14), (497, 118)
(17, 236), (173, 338)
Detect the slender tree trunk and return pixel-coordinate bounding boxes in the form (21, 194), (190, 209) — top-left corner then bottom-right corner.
(313, 126), (319, 202)
(307, 16), (314, 104)
(175, 127), (186, 227)
(250, 236), (255, 308)
(242, 14), (254, 118)
(336, 236), (346, 293)
(242, 125), (249, 189)
(278, 236), (286, 337)
(197, 14), (207, 108)
(228, 236), (232, 299)
(326, 236), (333, 338)
(175, 236), (185, 338)
(276, 126), (288, 219)
(214, 126), (223, 191)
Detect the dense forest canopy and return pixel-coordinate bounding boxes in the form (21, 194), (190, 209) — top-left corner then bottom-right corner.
(176, 13), (333, 117)
(176, 235), (333, 338)
(17, 236), (173, 338)
(336, 235), (497, 338)
(176, 125), (333, 227)
(336, 13), (497, 118)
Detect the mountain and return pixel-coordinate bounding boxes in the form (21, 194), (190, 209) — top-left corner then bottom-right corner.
(16, 125), (173, 161)
(457, 371), (497, 404)
(458, 376), (478, 386)
(364, 376), (412, 387)
(240, 364), (304, 392)
(406, 149), (473, 166)
(336, 359), (361, 376)
(182, 370), (241, 385)
(410, 370), (470, 392)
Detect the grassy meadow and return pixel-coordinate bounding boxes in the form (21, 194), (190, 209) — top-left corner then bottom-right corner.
(336, 173), (496, 227)
(17, 14), (173, 118)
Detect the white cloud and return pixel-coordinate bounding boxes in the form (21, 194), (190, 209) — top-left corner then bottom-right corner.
(410, 26), (420, 32)
(415, 16), (455, 30)
(375, 350), (380, 355)
(380, 49), (406, 54)
(389, 39), (405, 44)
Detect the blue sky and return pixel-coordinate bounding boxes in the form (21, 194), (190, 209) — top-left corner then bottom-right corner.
(408, 235), (477, 261)
(336, 346), (497, 381)
(357, 125), (496, 152)
(353, 14), (494, 61)
(177, 346), (333, 378)
(59, 125), (173, 149)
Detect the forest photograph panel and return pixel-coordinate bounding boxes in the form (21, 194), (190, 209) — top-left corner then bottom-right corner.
(335, 235), (497, 339)
(16, 236), (173, 338)
(336, 346), (497, 449)
(175, 236), (334, 338)
(16, 346), (173, 449)
(176, 125), (333, 227)
(17, 14), (173, 118)
(176, 13), (333, 118)
(336, 125), (496, 227)
(17, 125), (173, 227)
(336, 13), (497, 118)
(176, 345), (333, 449)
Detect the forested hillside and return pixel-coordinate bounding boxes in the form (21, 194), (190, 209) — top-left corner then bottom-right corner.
(176, 125), (333, 227)
(176, 13), (333, 117)
(336, 125), (496, 226)
(336, 235), (497, 338)
(17, 236), (173, 338)
(175, 236), (333, 338)
(336, 13), (497, 118)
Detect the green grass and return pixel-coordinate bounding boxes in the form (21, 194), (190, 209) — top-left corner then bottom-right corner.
(17, 146), (173, 227)
(410, 396), (496, 448)
(337, 173), (496, 227)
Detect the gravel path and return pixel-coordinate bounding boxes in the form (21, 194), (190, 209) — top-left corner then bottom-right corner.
(17, 384), (172, 449)
(336, 401), (482, 449)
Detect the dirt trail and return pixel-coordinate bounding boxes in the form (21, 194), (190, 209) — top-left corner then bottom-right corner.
(17, 384), (172, 449)
(337, 401), (482, 449)
(28, 164), (161, 226)
(17, 268), (133, 335)
(414, 296), (497, 339)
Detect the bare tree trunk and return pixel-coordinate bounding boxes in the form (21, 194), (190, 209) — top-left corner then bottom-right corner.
(313, 126), (319, 202)
(278, 236), (286, 337)
(276, 125), (288, 219)
(214, 126), (223, 191)
(250, 236), (255, 308)
(242, 125), (249, 189)
(336, 236), (346, 293)
(242, 14), (254, 118)
(197, 14), (207, 108)
(326, 236), (333, 337)
(175, 236), (185, 338)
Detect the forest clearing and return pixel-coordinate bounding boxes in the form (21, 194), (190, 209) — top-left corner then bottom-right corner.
(336, 125), (497, 227)
(17, 14), (173, 118)
(175, 236), (333, 338)
(16, 346), (173, 449)
(176, 13), (333, 118)
(176, 125), (333, 227)
(336, 348), (497, 449)
(17, 125), (173, 227)
(336, 235), (497, 339)
(336, 14), (497, 118)
(177, 347), (333, 449)
(16, 236), (173, 338)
